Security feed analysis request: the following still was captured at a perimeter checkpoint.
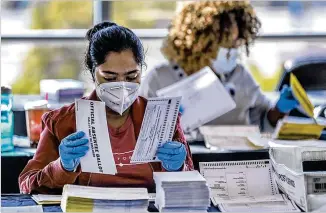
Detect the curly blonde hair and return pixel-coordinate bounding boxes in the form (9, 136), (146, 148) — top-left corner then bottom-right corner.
(161, 1), (261, 75)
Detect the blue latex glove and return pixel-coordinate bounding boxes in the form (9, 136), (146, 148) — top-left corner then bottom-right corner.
(276, 85), (299, 113)
(179, 104), (185, 115)
(59, 131), (89, 171)
(320, 130), (326, 141)
(157, 141), (186, 171)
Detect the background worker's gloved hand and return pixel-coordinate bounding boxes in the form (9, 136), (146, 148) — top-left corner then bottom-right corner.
(276, 85), (299, 113)
(157, 141), (186, 171)
(59, 131), (89, 172)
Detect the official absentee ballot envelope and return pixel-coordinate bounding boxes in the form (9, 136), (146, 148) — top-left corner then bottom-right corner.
(156, 66), (236, 133)
(75, 99), (117, 175)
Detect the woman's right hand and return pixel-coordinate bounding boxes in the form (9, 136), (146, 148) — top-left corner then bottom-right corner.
(59, 131), (89, 172)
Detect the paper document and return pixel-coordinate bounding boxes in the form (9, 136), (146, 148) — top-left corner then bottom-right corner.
(156, 66), (236, 132)
(217, 194), (300, 212)
(131, 97), (181, 163)
(290, 73), (314, 118)
(270, 155), (308, 211)
(269, 139), (326, 173)
(75, 99), (117, 174)
(199, 160), (278, 203)
(1, 205), (43, 212)
(273, 116), (326, 140)
(31, 194), (61, 205)
(199, 125), (261, 150)
(61, 184), (149, 212)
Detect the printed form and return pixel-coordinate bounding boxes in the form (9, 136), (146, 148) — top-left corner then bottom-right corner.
(199, 160), (278, 203)
(75, 99), (117, 175)
(156, 66), (236, 132)
(131, 97), (181, 163)
(199, 160), (300, 212)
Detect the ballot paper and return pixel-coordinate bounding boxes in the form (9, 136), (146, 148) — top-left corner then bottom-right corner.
(199, 125), (262, 150)
(156, 66), (236, 132)
(1, 205), (43, 212)
(131, 97), (181, 163)
(273, 116), (326, 140)
(290, 73), (315, 118)
(199, 160), (278, 203)
(61, 184), (149, 212)
(217, 194), (300, 212)
(31, 194), (62, 205)
(75, 99), (117, 174)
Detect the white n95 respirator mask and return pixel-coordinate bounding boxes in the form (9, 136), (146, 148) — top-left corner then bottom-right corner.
(211, 47), (239, 74)
(95, 81), (140, 115)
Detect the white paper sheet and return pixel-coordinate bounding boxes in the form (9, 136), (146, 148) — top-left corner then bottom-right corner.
(31, 194), (62, 204)
(218, 194), (300, 212)
(156, 66), (236, 132)
(1, 205), (43, 212)
(131, 97), (181, 163)
(75, 99), (117, 174)
(199, 125), (261, 150)
(149, 193), (156, 202)
(199, 160), (278, 203)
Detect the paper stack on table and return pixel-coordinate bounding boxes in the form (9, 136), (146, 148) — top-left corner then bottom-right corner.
(153, 171), (210, 212)
(32, 194), (62, 205)
(61, 184), (149, 212)
(273, 116), (326, 140)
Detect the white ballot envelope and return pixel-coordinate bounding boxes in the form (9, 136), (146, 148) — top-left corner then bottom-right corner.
(156, 66), (236, 132)
(75, 99), (117, 174)
(199, 160), (278, 203)
(131, 97), (181, 163)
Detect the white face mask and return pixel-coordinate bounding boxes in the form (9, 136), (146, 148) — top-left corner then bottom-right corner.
(95, 81), (140, 115)
(211, 47), (239, 74)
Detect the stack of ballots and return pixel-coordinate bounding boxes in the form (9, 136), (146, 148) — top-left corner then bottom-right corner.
(154, 171), (210, 212)
(61, 184), (149, 212)
(269, 140), (326, 212)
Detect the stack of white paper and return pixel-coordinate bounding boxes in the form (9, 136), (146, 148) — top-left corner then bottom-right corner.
(61, 184), (149, 212)
(273, 116), (326, 140)
(32, 194), (62, 205)
(153, 171), (210, 212)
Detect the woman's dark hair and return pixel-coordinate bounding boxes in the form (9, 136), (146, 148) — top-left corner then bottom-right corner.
(85, 21), (146, 80)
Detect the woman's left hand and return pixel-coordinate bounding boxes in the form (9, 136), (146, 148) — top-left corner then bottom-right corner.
(157, 141), (186, 171)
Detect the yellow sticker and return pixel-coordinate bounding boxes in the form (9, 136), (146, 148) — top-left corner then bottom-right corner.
(290, 73), (314, 118)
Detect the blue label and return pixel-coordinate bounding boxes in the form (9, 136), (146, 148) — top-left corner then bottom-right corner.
(1, 111), (9, 123)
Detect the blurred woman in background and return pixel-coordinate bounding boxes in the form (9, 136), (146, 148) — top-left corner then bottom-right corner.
(141, 1), (299, 134)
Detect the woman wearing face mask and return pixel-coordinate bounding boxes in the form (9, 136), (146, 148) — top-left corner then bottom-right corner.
(141, 1), (299, 134)
(19, 22), (193, 194)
